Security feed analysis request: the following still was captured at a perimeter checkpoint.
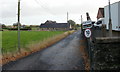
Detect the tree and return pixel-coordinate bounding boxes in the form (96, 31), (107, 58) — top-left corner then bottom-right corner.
(74, 24), (81, 30)
(2, 24), (6, 28)
(76, 24), (80, 27)
(13, 23), (21, 28)
(68, 20), (76, 29)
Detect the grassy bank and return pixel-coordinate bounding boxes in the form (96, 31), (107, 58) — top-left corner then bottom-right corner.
(2, 31), (64, 54)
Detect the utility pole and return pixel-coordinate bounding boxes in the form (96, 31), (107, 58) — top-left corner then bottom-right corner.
(67, 12), (68, 23)
(108, 0), (112, 37)
(81, 15), (83, 34)
(67, 12), (71, 29)
(81, 15), (83, 24)
(18, 0), (21, 53)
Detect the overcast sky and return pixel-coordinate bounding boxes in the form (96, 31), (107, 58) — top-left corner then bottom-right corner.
(0, 0), (120, 25)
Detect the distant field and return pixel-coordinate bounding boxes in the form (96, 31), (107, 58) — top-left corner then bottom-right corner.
(2, 31), (64, 53)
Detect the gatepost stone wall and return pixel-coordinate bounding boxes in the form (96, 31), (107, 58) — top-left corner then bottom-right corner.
(86, 25), (120, 70)
(93, 37), (120, 70)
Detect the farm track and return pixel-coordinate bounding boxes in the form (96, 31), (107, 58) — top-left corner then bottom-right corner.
(2, 30), (85, 70)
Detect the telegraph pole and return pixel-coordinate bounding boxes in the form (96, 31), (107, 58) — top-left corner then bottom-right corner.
(81, 15), (83, 24)
(67, 12), (68, 23)
(18, 0), (21, 53)
(81, 15), (83, 34)
(108, 0), (112, 37)
(67, 12), (71, 29)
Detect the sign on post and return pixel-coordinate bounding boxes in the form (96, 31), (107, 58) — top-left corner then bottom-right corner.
(84, 28), (92, 70)
(84, 28), (91, 38)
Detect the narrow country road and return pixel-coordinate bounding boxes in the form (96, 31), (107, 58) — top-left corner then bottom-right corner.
(2, 30), (85, 70)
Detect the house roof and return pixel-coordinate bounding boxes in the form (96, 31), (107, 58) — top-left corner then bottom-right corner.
(40, 23), (69, 28)
(99, 8), (104, 16)
(97, 8), (104, 19)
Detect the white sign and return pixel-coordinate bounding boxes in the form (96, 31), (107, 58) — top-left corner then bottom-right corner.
(84, 28), (91, 38)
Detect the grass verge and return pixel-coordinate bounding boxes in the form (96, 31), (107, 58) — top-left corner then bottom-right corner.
(1, 30), (75, 65)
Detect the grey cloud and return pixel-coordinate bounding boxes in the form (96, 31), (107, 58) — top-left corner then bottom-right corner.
(1, 0), (18, 18)
(1, 0), (97, 19)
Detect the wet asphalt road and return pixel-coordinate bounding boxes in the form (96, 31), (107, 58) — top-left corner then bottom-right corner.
(2, 30), (84, 70)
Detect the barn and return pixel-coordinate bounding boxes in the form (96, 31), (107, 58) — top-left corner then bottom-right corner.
(40, 20), (70, 31)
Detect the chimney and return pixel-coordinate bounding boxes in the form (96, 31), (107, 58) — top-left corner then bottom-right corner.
(86, 12), (91, 21)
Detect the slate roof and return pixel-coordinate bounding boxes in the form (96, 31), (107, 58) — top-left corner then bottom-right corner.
(99, 8), (104, 17)
(97, 8), (104, 19)
(40, 23), (70, 28)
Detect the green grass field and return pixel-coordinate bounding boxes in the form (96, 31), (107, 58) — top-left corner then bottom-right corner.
(2, 31), (64, 53)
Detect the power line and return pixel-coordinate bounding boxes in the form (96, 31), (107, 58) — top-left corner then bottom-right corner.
(34, 0), (55, 15)
(33, 0), (67, 23)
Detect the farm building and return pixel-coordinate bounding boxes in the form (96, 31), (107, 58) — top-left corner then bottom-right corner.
(40, 20), (70, 30)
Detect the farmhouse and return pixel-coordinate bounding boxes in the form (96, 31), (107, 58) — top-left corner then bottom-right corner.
(97, 8), (104, 20)
(40, 20), (70, 30)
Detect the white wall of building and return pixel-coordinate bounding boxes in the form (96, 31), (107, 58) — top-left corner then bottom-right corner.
(118, 2), (120, 31)
(104, 1), (120, 31)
